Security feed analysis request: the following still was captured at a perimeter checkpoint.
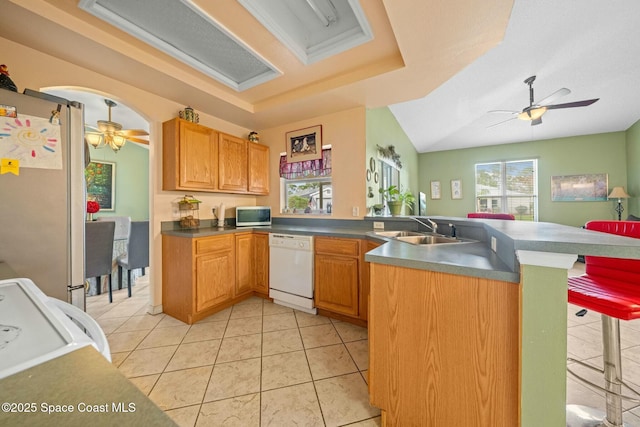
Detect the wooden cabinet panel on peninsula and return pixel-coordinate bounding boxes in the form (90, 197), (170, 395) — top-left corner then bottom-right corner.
(162, 234), (235, 324)
(163, 118), (218, 191)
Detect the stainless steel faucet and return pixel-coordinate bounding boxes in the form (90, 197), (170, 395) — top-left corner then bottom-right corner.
(410, 216), (438, 234)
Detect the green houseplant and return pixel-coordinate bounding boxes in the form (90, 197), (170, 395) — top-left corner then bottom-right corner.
(379, 185), (415, 216)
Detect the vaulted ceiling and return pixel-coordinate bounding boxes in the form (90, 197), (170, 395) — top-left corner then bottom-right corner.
(7, 1), (634, 154)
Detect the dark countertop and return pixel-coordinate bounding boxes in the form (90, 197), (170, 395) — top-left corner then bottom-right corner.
(0, 346), (176, 427)
(161, 216), (640, 283)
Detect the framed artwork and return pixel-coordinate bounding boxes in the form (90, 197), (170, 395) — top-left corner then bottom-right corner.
(430, 181), (441, 199)
(419, 192), (427, 216)
(286, 125), (322, 162)
(551, 173), (608, 201)
(451, 179), (462, 199)
(85, 160), (115, 211)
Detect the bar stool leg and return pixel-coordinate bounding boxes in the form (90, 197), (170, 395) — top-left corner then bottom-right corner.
(567, 315), (628, 427)
(602, 315), (623, 426)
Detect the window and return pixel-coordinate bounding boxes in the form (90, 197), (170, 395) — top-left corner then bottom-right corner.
(279, 148), (332, 215)
(475, 159), (538, 221)
(283, 178), (332, 214)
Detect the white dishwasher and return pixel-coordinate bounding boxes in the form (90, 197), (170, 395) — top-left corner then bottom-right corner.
(269, 233), (316, 314)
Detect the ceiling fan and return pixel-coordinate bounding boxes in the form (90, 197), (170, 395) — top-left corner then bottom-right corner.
(85, 99), (149, 152)
(488, 76), (599, 127)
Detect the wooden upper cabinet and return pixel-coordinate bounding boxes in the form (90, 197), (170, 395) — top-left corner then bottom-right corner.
(218, 133), (248, 192)
(163, 118), (218, 191)
(248, 143), (270, 195)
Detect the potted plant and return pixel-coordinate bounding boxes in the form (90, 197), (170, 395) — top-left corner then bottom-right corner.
(379, 185), (415, 216)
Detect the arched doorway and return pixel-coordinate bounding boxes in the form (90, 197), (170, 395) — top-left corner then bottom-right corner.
(43, 87), (152, 310)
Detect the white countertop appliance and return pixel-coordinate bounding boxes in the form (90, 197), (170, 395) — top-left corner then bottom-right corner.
(0, 278), (110, 380)
(269, 233), (316, 314)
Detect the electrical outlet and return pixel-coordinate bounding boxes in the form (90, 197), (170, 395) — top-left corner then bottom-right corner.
(373, 221), (385, 230)
(491, 236), (497, 252)
(352, 207), (359, 217)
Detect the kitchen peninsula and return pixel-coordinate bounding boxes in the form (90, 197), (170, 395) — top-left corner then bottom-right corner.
(365, 218), (640, 427)
(161, 216), (640, 426)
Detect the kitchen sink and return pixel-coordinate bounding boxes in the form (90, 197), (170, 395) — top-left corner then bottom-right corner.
(373, 230), (425, 237)
(396, 235), (460, 245)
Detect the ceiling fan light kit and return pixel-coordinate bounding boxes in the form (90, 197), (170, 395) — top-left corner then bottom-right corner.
(488, 75), (599, 128)
(85, 99), (149, 153)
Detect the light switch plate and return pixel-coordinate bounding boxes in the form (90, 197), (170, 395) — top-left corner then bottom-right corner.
(373, 221), (384, 230)
(491, 236), (497, 252)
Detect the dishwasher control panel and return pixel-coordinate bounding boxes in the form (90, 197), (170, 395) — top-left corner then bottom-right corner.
(269, 233), (313, 251)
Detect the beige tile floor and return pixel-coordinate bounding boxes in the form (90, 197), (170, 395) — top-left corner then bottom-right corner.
(86, 263), (640, 426)
(88, 282), (380, 427)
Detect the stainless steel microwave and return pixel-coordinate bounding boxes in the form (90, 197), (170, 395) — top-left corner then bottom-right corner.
(236, 206), (271, 226)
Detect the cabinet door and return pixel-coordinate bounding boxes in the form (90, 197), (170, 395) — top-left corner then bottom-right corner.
(254, 233), (270, 295)
(163, 118), (218, 191)
(218, 133), (248, 192)
(235, 233), (254, 297)
(314, 254), (359, 317)
(248, 143), (270, 195)
(195, 249), (234, 311)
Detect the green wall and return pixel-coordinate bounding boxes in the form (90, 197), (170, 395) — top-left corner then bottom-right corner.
(418, 132), (628, 227)
(366, 107), (419, 214)
(627, 118), (640, 216)
(87, 142), (149, 220)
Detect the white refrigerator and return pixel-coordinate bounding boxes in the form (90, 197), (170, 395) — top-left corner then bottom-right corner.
(0, 88), (86, 309)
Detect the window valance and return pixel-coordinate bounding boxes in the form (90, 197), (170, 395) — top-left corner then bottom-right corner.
(279, 149), (331, 179)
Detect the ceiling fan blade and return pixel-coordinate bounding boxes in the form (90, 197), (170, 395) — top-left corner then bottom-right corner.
(84, 124), (100, 132)
(536, 88), (570, 107)
(545, 98), (599, 110)
(531, 117), (542, 126)
(125, 136), (149, 144)
(119, 129), (149, 136)
(487, 116), (517, 128)
(487, 110), (519, 115)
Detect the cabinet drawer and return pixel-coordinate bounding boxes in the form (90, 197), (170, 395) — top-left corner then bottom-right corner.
(315, 237), (360, 256)
(196, 235), (233, 255)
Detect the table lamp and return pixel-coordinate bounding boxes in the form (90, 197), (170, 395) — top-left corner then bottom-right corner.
(608, 186), (630, 220)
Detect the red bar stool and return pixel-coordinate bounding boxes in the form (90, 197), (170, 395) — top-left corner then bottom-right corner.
(567, 220), (640, 427)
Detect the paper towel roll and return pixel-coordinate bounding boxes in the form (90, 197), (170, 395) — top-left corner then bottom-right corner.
(218, 203), (225, 227)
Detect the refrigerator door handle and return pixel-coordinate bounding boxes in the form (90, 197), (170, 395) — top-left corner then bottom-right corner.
(67, 102), (86, 310)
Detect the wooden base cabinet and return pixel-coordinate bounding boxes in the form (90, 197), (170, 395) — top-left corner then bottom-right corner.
(254, 233), (269, 295)
(314, 237), (361, 318)
(235, 232), (270, 297)
(162, 234), (235, 324)
(235, 233), (255, 297)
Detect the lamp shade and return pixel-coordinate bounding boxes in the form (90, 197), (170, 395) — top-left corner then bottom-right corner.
(608, 186), (630, 199)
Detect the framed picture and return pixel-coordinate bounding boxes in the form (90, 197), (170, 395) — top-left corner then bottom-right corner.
(286, 125), (322, 162)
(85, 160), (115, 211)
(419, 192), (427, 215)
(430, 181), (441, 199)
(451, 179), (462, 199)
(551, 173), (608, 201)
